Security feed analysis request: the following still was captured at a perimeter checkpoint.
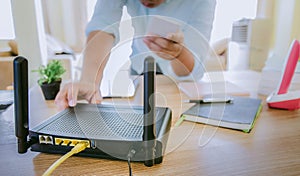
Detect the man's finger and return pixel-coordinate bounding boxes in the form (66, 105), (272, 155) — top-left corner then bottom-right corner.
(67, 84), (78, 107)
(90, 91), (102, 104)
(55, 87), (69, 110)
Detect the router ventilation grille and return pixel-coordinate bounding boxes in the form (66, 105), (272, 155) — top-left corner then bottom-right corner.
(34, 105), (162, 141)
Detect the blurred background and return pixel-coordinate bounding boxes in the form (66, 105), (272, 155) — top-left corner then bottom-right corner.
(0, 0), (299, 93)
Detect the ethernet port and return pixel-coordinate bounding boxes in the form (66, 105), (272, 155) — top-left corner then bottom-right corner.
(55, 138), (63, 145)
(39, 135), (53, 145)
(45, 136), (53, 144)
(39, 135), (46, 143)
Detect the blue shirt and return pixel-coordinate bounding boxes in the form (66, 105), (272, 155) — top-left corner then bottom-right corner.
(86, 0), (216, 81)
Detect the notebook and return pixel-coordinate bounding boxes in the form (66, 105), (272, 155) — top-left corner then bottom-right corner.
(180, 96), (262, 133)
(178, 81), (249, 99)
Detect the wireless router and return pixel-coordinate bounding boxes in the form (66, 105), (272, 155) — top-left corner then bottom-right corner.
(266, 39), (300, 110)
(14, 56), (172, 166)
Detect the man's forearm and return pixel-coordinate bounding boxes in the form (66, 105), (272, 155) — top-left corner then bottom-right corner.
(170, 46), (195, 76)
(80, 31), (115, 87)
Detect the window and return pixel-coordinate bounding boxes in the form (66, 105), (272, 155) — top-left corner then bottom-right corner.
(87, 0), (97, 21)
(210, 0), (258, 44)
(0, 0), (15, 39)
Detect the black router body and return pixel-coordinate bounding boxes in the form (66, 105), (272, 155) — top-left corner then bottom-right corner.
(14, 56), (172, 166)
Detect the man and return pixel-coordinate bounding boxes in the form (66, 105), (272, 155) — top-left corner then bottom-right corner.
(55, 0), (216, 110)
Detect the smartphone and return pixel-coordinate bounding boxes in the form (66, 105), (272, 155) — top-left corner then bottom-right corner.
(146, 16), (181, 38)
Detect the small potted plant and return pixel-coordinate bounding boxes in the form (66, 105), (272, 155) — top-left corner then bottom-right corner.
(33, 60), (66, 100)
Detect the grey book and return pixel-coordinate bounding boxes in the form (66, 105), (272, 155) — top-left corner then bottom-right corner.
(181, 96), (262, 133)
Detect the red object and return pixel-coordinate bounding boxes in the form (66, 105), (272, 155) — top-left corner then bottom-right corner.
(268, 97), (300, 110)
(267, 39), (300, 110)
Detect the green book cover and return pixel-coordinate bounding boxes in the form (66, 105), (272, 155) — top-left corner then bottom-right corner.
(180, 96), (262, 133)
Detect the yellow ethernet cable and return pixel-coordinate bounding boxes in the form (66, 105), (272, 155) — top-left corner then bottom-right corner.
(42, 141), (89, 176)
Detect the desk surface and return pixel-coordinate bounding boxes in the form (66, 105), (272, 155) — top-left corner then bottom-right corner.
(1, 71), (300, 176)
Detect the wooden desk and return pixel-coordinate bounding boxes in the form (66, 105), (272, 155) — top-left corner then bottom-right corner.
(1, 71), (300, 176)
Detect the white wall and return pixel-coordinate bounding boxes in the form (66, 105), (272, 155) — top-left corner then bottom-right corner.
(210, 0), (257, 44)
(0, 0), (15, 40)
(0, 0), (15, 48)
(42, 0), (87, 52)
(264, 0), (296, 71)
(11, 0), (47, 87)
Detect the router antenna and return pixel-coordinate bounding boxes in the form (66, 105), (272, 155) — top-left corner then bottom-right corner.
(143, 56), (156, 167)
(13, 56), (29, 153)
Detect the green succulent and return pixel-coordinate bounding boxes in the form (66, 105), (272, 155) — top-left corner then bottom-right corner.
(33, 60), (66, 85)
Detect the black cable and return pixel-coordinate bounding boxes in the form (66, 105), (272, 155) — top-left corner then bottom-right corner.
(127, 156), (132, 176)
(127, 149), (136, 176)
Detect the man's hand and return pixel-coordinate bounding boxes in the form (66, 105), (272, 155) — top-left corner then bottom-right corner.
(144, 31), (195, 76)
(143, 31), (184, 60)
(55, 82), (102, 111)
